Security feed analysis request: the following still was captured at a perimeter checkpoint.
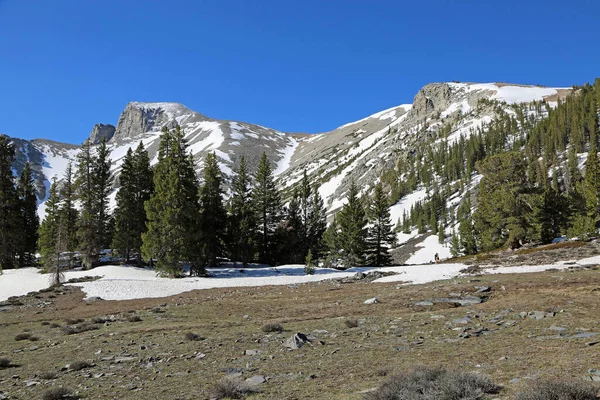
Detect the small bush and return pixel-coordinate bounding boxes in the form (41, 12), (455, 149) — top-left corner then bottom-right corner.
(210, 376), (259, 399)
(69, 360), (93, 371)
(364, 366), (500, 400)
(15, 333), (32, 341)
(91, 317), (107, 324)
(515, 381), (598, 400)
(39, 371), (58, 380)
(345, 319), (359, 328)
(126, 314), (142, 322)
(28, 335), (40, 341)
(64, 318), (84, 325)
(184, 332), (203, 341)
(0, 357), (11, 368)
(62, 323), (99, 335)
(42, 387), (76, 400)
(41, 321), (50, 326)
(261, 322), (283, 333)
(460, 265), (483, 275)
(49, 323), (61, 328)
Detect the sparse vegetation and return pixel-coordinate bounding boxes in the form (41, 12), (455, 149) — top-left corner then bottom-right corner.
(515, 380), (599, 400)
(261, 322), (283, 333)
(210, 376), (259, 399)
(364, 366), (500, 400)
(344, 318), (359, 328)
(126, 314), (142, 322)
(14, 332), (32, 341)
(0, 357), (11, 368)
(69, 360), (93, 371)
(39, 371), (59, 380)
(184, 332), (203, 341)
(61, 323), (99, 335)
(42, 387), (76, 400)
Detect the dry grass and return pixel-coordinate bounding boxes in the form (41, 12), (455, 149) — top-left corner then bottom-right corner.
(515, 380), (599, 400)
(0, 263), (598, 399)
(344, 318), (359, 328)
(210, 376), (259, 399)
(515, 241), (586, 255)
(261, 322), (283, 333)
(0, 357), (11, 368)
(42, 387), (76, 400)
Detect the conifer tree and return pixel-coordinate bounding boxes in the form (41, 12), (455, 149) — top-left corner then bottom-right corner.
(112, 143), (153, 265)
(142, 126), (202, 276)
(227, 155), (255, 268)
(366, 183), (394, 267)
(0, 135), (19, 270)
(323, 215), (341, 268)
(438, 222), (445, 244)
(199, 152), (227, 267)
(93, 138), (113, 249)
(283, 187), (303, 263)
(337, 179), (368, 268)
(307, 185), (327, 260)
(75, 140), (98, 268)
(38, 178), (62, 271)
(252, 152), (282, 265)
(59, 162), (78, 267)
(16, 162), (39, 267)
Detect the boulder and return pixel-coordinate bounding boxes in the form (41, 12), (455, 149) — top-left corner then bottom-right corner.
(364, 297), (379, 305)
(284, 332), (310, 350)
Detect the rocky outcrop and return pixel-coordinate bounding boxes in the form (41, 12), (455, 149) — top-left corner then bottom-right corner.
(88, 123), (115, 144)
(410, 83), (452, 118)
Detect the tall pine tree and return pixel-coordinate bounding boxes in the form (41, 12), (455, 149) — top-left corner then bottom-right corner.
(227, 155), (255, 268)
(142, 126), (202, 276)
(252, 152), (282, 265)
(112, 142), (153, 265)
(0, 135), (19, 270)
(38, 178), (63, 275)
(16, 162), (39, 267)
(60, 162), (78, 267)
(366, 183), (394, 267)
(337, 179), (368, 268)
(199, 152), (227, 267)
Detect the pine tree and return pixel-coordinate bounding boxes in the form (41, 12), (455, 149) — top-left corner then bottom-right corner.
(252, 152), (282, 265)
(16, 162), (39, 267)
(449, 231), (461, 258)
(112, 142), (153, 265)
(323, 215), (341, 268)
(283, 187), (303, 263)
(227, 155), (255, 268)
(93, 138), (113, 249)
(366, 183), (394, 267)
(199, 152), (227, 267)
(60, 163), (78, 267)
(0, 135), (19, 270)
(142, 126), (202, 276)
(337, 179), (368, 268)
(307, 185), (327, 260)
(38, 178), (62, 274)
(438, 222), (445, 244)
(75, 139), (98, 268)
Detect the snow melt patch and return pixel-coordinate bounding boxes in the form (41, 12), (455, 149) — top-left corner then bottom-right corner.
(405, 235), (452, 265)
(273, 137), (299, 176)
(389, 188), (428, 226)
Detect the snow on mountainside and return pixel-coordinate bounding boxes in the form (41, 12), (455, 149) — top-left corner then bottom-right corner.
(6, 82), (571, 261)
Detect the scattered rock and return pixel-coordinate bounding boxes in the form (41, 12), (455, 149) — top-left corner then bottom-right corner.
(475, 286), (491, 293)
(24, 380), (40, 387)
(244, 349), (259, 356)
(452, 316), (472, 325)
(364, 297), (379, 305)
(245, 375), (267, 385)
(415, 301), (434, 307)
(549, 325), (567, 332)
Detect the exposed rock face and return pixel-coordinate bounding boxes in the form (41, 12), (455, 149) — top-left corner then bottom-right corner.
(88, 124), (115, 144)
(410, 83), (452, 118)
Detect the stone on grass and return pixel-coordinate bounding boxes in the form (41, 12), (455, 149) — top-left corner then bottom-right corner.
(364, 297), (379, 305)
(284, 332), (310, 350)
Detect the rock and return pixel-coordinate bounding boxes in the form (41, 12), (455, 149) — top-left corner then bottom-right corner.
(195, 353), (206, 359)
(415, 301), (434, 306)
(452, 317), (472, 325)
(571, 332), (598, 339)
(284, 332), (311, 350)
(364, 297), (379, 305)
(474, 286), (491, 293)
(243, 314), (251, 320)
(245, 375), (267, 385)
(245, 349), (259, 356)
(529, 311), (548, 320)
(114, 356), (136, 363)
(549, 325), (567, 332)
(312, 329), (329, 336)
(88, 123), (116, 144)
(25, 380), (40, 387)
(354, 272), (366, 280)
(84, 296), (103, 303)
(509, 378), (521, 384)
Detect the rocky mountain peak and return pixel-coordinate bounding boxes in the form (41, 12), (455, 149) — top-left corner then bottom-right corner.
(410, 83), (453, 118)
(88, 123), (115, 144)
(112, 102), (203, 143)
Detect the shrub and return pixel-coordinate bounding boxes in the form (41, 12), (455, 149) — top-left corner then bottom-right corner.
(210, 376), (259, 399)
(39, 371), (59, 380)
(184, 332), (203, 341)
(0, 357), (11, 368)
(459, 265), (483, 275)
(49, 323), (61, 328)
(14, 333), (32, 341)
(261, 322), (283, 333)
(364, 366), (500, 400)
(64, 318), (84, 325)
(42, 387), (76, 400)
(126, 314), (142, 322)
(345, 319), (359, 328)
(69, 360), (93, 371)
(41, 321), (50, 326)
(91, 317), (107, 324)
(28, 335), (40, 341)
(61, 323), (99, 335)
(515, 381), (598, 400)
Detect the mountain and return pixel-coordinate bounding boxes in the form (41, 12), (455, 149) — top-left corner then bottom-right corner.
(5, 81), (571, 257)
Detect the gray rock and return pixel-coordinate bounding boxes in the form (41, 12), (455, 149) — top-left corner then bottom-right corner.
(452, 317), (472, 325)
(244, 349), (259, 356)
(415, 301), (434, 306)
(245, 375), (267, 385)
(364, 297), (379, 305)
(25, 380), (40, 387)
(475, 286), (491, 293)
(88, 123), (115, 144)
(284, 332), (310, 350)
(571, 332), (598, 339)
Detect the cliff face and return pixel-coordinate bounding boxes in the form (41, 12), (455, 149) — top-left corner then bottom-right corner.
(88, 124), (115, 144)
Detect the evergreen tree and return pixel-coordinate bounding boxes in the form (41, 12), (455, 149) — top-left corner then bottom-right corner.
(438, 222), (445, 244)
(75, 140), (99, 268)
(252, 152), (282, 265)
(282, 187), (303, 263)
(227, 155), (255, 268)
(449, 231), (461, 258)
(38, 179), (62, 272)
(112, 143), (153, 265)
(337, 179), (368, 268)
(366, 183), (394, 267)
(323, 215), (341, 268)
(93, 138), (113, 249)
(307, 185), (327, 260)
(0, 135), (19, 270)
(16, 162), (39, 267)
(142, 126), (202, 276)
(60, 163), (78, 267)
(199, 152), (227, 267)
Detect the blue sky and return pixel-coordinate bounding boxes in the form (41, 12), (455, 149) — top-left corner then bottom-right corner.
(1, 0), (599, 144)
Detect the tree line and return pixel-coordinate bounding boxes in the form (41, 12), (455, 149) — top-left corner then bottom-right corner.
(0, 125), (396, 278)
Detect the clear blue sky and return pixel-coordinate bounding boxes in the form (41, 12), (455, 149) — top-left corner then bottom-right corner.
(1, 0), (599, 144)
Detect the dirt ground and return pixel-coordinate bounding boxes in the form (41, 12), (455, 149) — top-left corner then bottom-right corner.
(0, 261), (599, 399)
